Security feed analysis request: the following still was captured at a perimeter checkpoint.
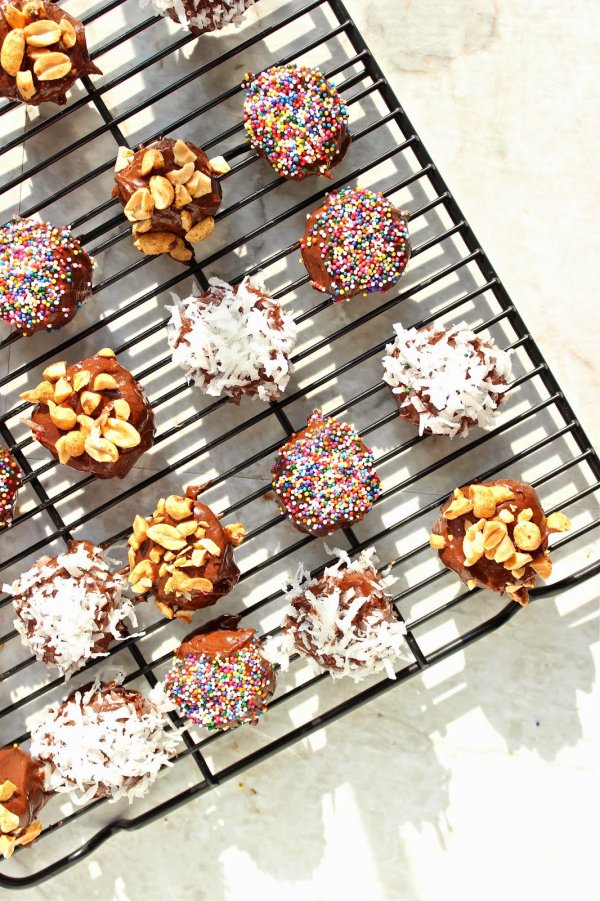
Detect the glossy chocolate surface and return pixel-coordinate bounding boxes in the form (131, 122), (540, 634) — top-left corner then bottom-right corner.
(30, 353), (155, 479)
(0, 746), (46, 833)
(0, 0), (101, 106)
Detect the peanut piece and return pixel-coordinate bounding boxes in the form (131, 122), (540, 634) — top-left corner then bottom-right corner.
(54, 435), (71, 465)
(482, 519), (507, 551)
(80, 391), (102, 415)
(71, 370), (90, 392)
(506, 585), (529, 606)
(517, 507), (533, 522)
(156, 600), (175, 619)
(546, 511), (571, 533)
(146, 523), (187, 551)
(169, 238), (193, 263)
(149, 174), (175, 210)
(0, 781), (16, 802)
(174, 183), (192, 209)
(20, 380), (55, 404)
(149, 546), (163, 564)
(4, 5), (27, 29)
(113, 399), (131, 420)
(53, 377), (73, 404)
(443, 488), (473, 520)
(185, 169), (210, 197)
(42, 360), (67, 381)
(132, 514), (149, 543)
(101, 417), (141, 448)
(140, 149), (165, 176)
(466, 578), (477, 590)
(196, 537), (221, 557)
(76, 414), (95, 435)
(22, 2), (45, 21)
(93, 373), (119, 391)
(173, 139), (197, 166)
(208, 155), (230, 175)
(513, 520), (542, 552)
(429, 533), (445, 550)
(26, 45), (49, 60)
(463, 520), (485, 566)
(59, 17), (76, 49)
(223, 523), (245, 545)
(61, 431), (86, 458)
(114, 146), (134, 173)
(24, 19), (60, 47)
(166, 162), (195, 185)
(490, 485), (515, 504)
(180, 210), (192, 232)
(190, 549), (207, 568)
(84, 435), (119, 464)
(97, 348), (116, 358)
(124, 187), (155, 222)
(33, 50), (71, 81)
(16, 70), (35, 101)
(493, 533), (516, 564)
(15, 821), (42, 847)
(1, 28), (25, 76)
(134, 231), (177, 255)
(132, 219), (153, 235)
(132, 581), (150, 595)
(176, 520), (197, 538)
(129, 559), (154, 585)
(469, 484), (497, 519)
(48, 400), (77, 431)
(164, 495), (193, 521)
(172, 570), (213, 594)
(498, 508), (514, 524)
(0, 805), (20, 834)
(531, 553), (552, 579)
(185, 217), (215, 243)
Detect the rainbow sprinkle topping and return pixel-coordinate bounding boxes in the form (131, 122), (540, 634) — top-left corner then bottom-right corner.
(0, 218), (92, 335)
(301, 187), (410, 299)
(164, 642), (274, 730)
(243, 64), (349, 179)
(0, 447), (21, 529)
(272, 409), (381, 534)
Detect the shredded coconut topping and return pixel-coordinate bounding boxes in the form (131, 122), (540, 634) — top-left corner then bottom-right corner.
(382, 320), (513, 437)
(166, 275), (297, 402)
(29, 678), (181, 805)
(140, 0), (257, 32)
(268, 547), (408, 682)
(5, 543), (137, 679)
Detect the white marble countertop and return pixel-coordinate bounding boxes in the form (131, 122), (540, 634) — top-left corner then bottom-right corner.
(3, 1), (598, 899)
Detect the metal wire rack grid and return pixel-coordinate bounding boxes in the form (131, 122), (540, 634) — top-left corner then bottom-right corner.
(0, 0), (599, 887)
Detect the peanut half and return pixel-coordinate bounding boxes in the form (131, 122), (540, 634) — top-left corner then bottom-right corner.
(34, 51), (71, 81)
(1, 28), (26, 76)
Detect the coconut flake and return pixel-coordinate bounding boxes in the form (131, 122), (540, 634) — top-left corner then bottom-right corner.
(29, 681), (181, 805)
(272, 547), (408, 682)
(382, 320), (513, 438)
(139, 0), (257, 32)
(166, 275), (297, 402)
(6, 543), (138, 680)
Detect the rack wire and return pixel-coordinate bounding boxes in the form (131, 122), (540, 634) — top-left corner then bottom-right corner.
(0, 0), (598, 887)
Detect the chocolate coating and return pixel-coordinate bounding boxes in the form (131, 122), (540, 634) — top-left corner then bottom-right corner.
(300, 188), (411, 300)
(129, 485), (244, 620)
(113, 137), (222, 264)
(49, 681), (163, 800)
(0, 746), (46, 834)
(383, 321), (512, 438)
(432, 479), (551, 605)
(27, 351), (155, 479)
(0, 446), (21, 529)
(168, 275), (296, 404)
(10, 540), (134, 677)
(272, 409), (381, 537)
(0, 1), (101, 106)
(243, 64), (351, 180)
(286, 568), (397, 673)
(144, 0), (259, 34)
(164, 615), (276, 729)
(0, 218), (94, 336)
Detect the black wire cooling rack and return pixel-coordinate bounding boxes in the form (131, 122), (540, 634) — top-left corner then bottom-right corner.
(1, 0), (599, 888)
